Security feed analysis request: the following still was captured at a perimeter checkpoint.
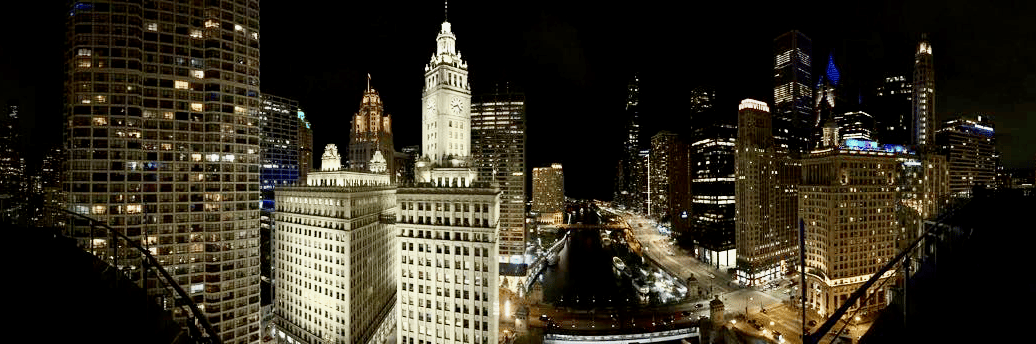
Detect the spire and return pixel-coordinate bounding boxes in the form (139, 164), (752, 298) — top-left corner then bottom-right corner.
(445, 0), (448, 21)
(367, 73), (371, 92)
(826, 53), (840, 86)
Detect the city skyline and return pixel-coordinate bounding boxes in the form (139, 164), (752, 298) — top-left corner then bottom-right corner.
(3, 1), (1035, 201)
(1, 2), (1035, 343)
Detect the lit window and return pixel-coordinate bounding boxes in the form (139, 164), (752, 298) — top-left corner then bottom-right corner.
(93, 117), (108, 126)
(190, 29), (203, 38)
(205, 20), (219, 28)
(234, 24), (243, 31)
(147, 23), (158, 31)
(94, 95), (107, 103)
(191, 70), (204, 78)
(191, 103), (203, 112)
(175, 80), (189, 89)
(77, 59), (91, 68)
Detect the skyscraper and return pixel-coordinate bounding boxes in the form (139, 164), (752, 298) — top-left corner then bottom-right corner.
(874, 74), (912, 145)
(398, 13), (499, 344)
(913, 34), (935, 149)
(350, 79), (395, 179)
(64, 1), (261, 342)
(471, 89), (527, 271)
(773, 30), (814, 158)
(937, 115), (996, 196)
(260, 94), (303, 211)
(800, 145), (899, 318)
(649, 131), (690, 226)
(0, 102), (25, 200)
(688, 88), (737, 268)
(835, 111), (875, 142)
(614, 74), (641, 210)
(735, 99), (791, 286)
(298, 111), (314, 182)
(532, 164), (565, 225)
(272, 145), (397, 344)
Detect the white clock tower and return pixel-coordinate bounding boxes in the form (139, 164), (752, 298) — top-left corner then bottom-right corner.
(422, 18), (471, 166)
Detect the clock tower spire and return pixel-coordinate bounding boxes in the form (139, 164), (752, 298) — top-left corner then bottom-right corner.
(421, 8), (471, 167)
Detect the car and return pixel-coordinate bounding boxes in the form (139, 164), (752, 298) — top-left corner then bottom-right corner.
(695, 303), (703, 308)
(808, 320), (817, 326)
(773, 331), (783, 340)
(540, 314), (549, 322)
(681, 311), (691, 316)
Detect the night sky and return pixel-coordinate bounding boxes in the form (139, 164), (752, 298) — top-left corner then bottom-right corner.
(3, 1), (1034, 199)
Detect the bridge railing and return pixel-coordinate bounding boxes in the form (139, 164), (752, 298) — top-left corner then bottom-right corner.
(34, 205), (222, 344)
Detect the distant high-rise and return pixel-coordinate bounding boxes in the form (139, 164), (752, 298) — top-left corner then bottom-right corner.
(874, 75), (912, 145)
(64, 1), (261, 342)
(350, 79), (395, 179)
(614, 74), (641, 210)
(937, 115), (996, 196)
(800, 145), (899, 318)
(532, 164), (564, 225)
(635, 149), (651, 214)
(260, 94), (303, 210)
(735, 99), (780, 285)
(272, 147), (397, 344)
(913, 34), (935, 148)
(688, 88), (737, 268)
(689, 87), (716, 130)
(835, 111), (875, 142)
(649, 131), (690, 225)
(471, 88), (527, 271)
(774, 30), (814, 158)
(0, 102), (25, 199)
(298, 111), (314, 181)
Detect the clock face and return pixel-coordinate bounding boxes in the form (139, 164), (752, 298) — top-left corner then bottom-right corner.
(450, 97), (464, 115)
(425, 98), (436, 115)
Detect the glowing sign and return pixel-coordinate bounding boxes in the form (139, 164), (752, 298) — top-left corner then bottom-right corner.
(844, 139), (879, 151)
(842, 139), (910, 154)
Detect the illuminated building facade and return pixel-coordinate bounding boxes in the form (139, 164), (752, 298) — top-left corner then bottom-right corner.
(735, 99), (786, 286)
(636, 149), (651, 214)
(1, 103), (25, 200)
(688, 90), (737, 268)
(471, 90), (527, 270)
(261, 94), (303, 210)
(272, 148), (397, 344)
(650, 131), (691, 226)
(773, 30), (814, 158)
(913, 34), (935, 148)
(532, 164), (564, 225)
(397, 14), (500, 344)
(835, 111), (874, 142)
(395, 184), (500, 344)
(937, 115), (996, 196)
(421, 19), (471, 167)
(350, 81), (395, 179)
(64, 1), (261, 342)
(874, 75), (912, 145)
(800, 146), (898, 318)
